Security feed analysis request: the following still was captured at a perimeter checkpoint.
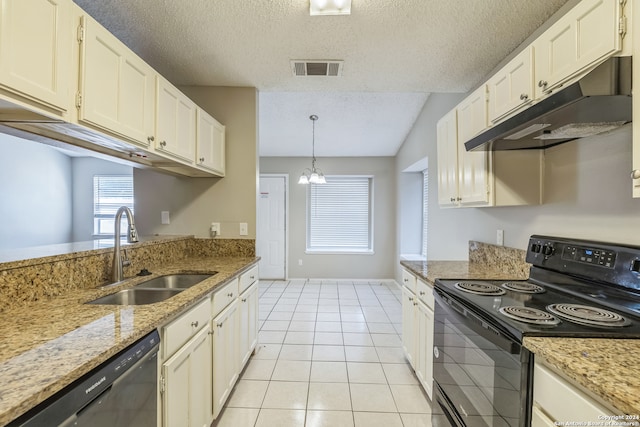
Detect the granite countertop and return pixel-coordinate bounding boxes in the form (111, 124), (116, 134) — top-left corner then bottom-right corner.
(524, 337), (640, 415)
(0, 255), (259, 426)
(400, 260), (529, 285)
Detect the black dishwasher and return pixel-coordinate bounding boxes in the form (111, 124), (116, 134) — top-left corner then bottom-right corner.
(9, 330), (160, 427)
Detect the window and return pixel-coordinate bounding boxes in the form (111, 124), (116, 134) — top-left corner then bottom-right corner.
(307, 176), (373, 253)
(93, 175), (134, 236)
(422, 168), (428, 259)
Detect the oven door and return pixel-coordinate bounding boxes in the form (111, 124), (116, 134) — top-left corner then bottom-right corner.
(433, 286), (531, 427)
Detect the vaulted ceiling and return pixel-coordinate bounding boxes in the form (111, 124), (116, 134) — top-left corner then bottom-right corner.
(73, 0), (570, 157)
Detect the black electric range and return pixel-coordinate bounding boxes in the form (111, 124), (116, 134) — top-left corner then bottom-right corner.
(432, 235), (640, 427)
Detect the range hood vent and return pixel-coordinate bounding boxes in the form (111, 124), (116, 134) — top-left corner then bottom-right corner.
(465, 56), (632, 151)
(291, 60), (343, 77)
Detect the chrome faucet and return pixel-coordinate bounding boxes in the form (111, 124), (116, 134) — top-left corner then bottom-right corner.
(112, 206), (139, 283)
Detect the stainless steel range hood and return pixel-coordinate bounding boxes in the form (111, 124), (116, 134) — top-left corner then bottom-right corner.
(465, 56), (632, 151)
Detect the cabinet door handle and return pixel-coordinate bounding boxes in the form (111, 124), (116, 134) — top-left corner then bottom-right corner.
(160, 140), (167, 147)
(250, 275), (255, 280)
(408, 297), (414, 301)
(208, 331), (214, 336)
(217, 322), (223, 328)
(456, 197), (462, 201)
(228, 292), (234, 298)
(413, 302), (418, 306)
(519, 93), (529, 101)
(242, 298), (247, 302)
(419, 291), (425, 296)
(147, 136), (155, 143)
(191, 321), (199, 328)
(450, 197), (455, 202)
(538, 80), (548, 88)
(199, 157), (205, 163)
(630, 170), (640, 180)
(403, 278), (408, 283)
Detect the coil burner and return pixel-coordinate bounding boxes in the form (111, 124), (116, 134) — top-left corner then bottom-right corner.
(546, 304), (630, 328)
(454, 282), (506, 296)
(499, 306), (560, 326)
(501, 282), (545, 294)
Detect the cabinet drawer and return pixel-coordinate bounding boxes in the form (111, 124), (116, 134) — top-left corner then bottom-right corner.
(163, 297), (210, 358)
(239, 265), (258, 295)
(402, 269), (417, 294)
(416, 279), (434, 310)
(212, 278), (239, 318)
(534, 363), (613, 422)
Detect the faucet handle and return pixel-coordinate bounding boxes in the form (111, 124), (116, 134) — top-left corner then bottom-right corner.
(128, 225), (139, 243)
(122, 249), (132, 268)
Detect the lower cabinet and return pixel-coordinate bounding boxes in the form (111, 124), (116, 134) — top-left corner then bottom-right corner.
(162, 326), (212, 427)
(401, 270), (435, 399)
(532, 362), (614, 427)
(212, 299), (239, 419)
(238, 281), (259, 368)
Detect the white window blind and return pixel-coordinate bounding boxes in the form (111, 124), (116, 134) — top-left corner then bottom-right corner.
(422, 169), (428, 258)
(93, 175), (134, 236)
(307, 176), (373, 253)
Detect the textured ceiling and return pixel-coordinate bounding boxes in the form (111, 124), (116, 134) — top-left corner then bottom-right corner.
(73, 0), (570, 157)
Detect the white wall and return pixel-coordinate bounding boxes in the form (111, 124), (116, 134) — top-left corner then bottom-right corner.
(0, 134), (73, 249)
(396, 95), (640, 272)
(260, 156), (396, 279)
(135, 86), (258, 239)
(71, 158), (133, 241)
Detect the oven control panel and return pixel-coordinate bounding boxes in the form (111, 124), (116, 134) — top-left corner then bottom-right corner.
(561, 245), (616, 268)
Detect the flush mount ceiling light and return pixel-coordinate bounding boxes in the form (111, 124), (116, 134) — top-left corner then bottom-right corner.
(310, 0), (351, 16)
(298, 115), (326, 185)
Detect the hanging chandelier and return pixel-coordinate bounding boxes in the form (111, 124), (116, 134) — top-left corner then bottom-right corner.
(298, 115), (326, 184)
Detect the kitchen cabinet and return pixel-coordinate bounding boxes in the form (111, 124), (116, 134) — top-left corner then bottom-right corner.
(487, 47), (534, 123)
(533, 0), (623, 100)
(162, 307), (212, 427)
(401, 269), (434, 399)
(161, 298), (212, 427)
(212, 299), (239, 419)
(78, 12), (156, 148)
(532, 362), (614, 427)
(238, 281), (258, 369)
(0, 0), (72, 116)
(196, 108), (226, 176)
(437, 96), (543, 208)
(156, 76), (197, 163)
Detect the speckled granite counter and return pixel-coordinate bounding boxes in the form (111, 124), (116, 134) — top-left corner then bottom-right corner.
(524, 337), (640, 415)
(0, 255), (259, 426)
(401, 260), (529, 285)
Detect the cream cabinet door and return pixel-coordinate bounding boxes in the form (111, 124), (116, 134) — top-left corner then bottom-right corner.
(457, 85), (489, 142)
(0, 0), (72, 113)
(162, 326), (213, 427)
(436, 110), (459, 207)
(79, 14), (155, 148)
(401, 286), (416, 368)
(415, 301), (434, 400)
(156, 76), (197, 163)
(487, 47), (534, 123)
(212, 299), (239, 419)
(533, 0), (622, 99)
(238, 282), (258, 369)
(196, 108), (226, 176)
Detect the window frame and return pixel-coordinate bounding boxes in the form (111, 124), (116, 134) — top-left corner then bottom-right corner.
(305, 175), (374, 255)
(93, 175), (134, 238)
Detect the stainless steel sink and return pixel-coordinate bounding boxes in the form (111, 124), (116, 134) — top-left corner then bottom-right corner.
(87, 288), (183, 305)
(134, 273), (215, 290)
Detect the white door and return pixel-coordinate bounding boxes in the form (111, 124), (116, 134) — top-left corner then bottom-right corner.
(258, 175), (287, 279)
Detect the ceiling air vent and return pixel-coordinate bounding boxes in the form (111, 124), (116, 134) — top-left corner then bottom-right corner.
(291, 60), (343, 77)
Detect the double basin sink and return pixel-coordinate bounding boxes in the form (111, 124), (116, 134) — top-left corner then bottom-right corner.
(88, 273), (215, 305)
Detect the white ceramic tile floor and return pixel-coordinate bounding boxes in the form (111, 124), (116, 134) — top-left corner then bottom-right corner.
(214, 279), (432, 427)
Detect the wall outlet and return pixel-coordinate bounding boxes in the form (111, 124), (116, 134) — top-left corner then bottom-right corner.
(497, 229), (504, 246)
(298, 259), (303, 266)
(239, 222), (248, 236)
(210, 223), (220, 236)
(161, 211), (170, 225)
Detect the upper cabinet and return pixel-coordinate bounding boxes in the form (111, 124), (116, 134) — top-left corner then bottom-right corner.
(533, 0), (623, 99)
(0, 0), (72, 115)
(197, 108), (226, 176)
(487, 47), (534, 123)
(436, 109), (459, 208)
(78, 13), (156, 148)
(156, 77), (197, 163)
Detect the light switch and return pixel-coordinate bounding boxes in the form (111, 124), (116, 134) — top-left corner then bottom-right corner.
(239, 223), (248, 236)
(161, 211), (170, 225)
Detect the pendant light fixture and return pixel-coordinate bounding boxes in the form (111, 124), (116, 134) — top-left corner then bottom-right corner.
(299, 115), (326, 185)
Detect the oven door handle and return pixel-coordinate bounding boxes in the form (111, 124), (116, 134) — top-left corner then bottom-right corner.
(434, 287), (521, 354)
